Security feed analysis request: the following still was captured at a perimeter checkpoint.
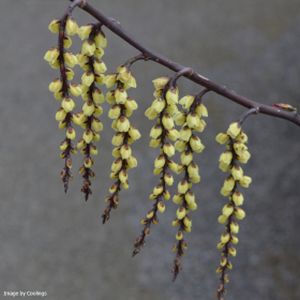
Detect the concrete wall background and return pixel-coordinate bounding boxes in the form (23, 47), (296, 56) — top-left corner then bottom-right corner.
(0, 0), (299, 299)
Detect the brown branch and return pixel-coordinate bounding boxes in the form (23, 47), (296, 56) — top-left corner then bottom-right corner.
(69, 0), (300, 127)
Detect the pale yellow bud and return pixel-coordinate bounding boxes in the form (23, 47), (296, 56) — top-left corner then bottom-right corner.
(125, 98), (138, 111)
(183, 217), (192, 229)
(152, 77), (169, 90)
(150, 125), (162, 139)
(58, 121), (66, 129)
(82, 102), (95, 117)
(77, 139), (86, 150)
(175, 140), (186, 152)
(78, 25), (93, 40)
(186, 113), (200, 129)
(169, 160), (180, 174)
(81, 40), (96, 56)
(176, 231), (184, 241)
(176, 207), (187, 220)
(162, 113), (174, 130)
(188, 201), (198, 211)
(104, 74), (117, 89)
(93, 59), (107, 74)
(235, 207), (246, 220)
(66, 127), (76, 140)
(219, 151), (233, 166)
(153, 184), (164, 196)
(115, 88), (128, 104)
(66, 18), (78, 36)
(221, 177), (235, 196)
(173, 194), (183, 205)
(218, 214), (228, 224)
(69, 83), (82, 97)
(181, 150), (193, 166)
(180, 126), (192, 142)
(55, 108), (66, 122)
(108, 105), (121, 119)
(187, 162), (199, 178)
(111, 158), (123, 173)
(48, 19), (60, 33)
(231, 235), (239, 244)
(174, 111), (186, 126)
(231, 165), (244, 180)
(228, 247), (237, 257)
(190, 135), (205, 153)
(145, 107), (158, 120)
(116, 116), (130, 132)
(166, 87), (179, 105)
(44, 48), (59, 63)
(119, 170), (128, 184)
(154, 155), (166, 169)
(81, 72), (95, 87)
(66, 68), (75, 80)
(95, 31), (107, 48)
(112, 147), (120, 158)
(49, 79), (62, 93)
(120, 144), (132, 160)
(163, 143), (175, 157)
(157, 201), (166, 213)
(239, 176), (252, 188)
(112, 133), (124, 147)
(90, 145), (98, 155)
(92, 89), (105, 104)
(151, 98), (165, 113)
(129, 126), (141, 140)
(232, 191), (244, 206)
(167, 129), (179, 141)
(238, 150), (251, 164)
(220, 233), (230, 244)
(236, 131), (248, 143)
(64, 36), (72, 49)
(164, 173), (174, 186)
(83, 129), (94, 144)
(59, 140), (68, 151)
(178, 180), (189, 194)
(127, 156), (138, 168)
(64, 52), (78, 68)
(61, 97), (75, 112)
(84, 157), (93, 169)
(222, 204), (234, 217)
(227, 122), (241, 139)
(91, 119), (103, 132)
(195, 103), (208, 117)
(149, 139), (160, 148)
(230, 222), (239, 234)
(179, 95), (194, 110)
(216, 133), (230, 144)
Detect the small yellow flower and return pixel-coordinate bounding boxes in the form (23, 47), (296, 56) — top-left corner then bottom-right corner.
(152, 77), (169, 90)
(216, 132), (229, 145)
(81, 72), (95, 87)
(66, 18), (78, 36)
(227, 122), (241, 139)
(61, 97), (75, 112)
(95, 32), (108, 48)
(48, 19), (60, 33)
(78, 25), (93, 40)
(81, 40), (96, 57)
(179, 95), (194, 110)
(66, 127), (76, 140)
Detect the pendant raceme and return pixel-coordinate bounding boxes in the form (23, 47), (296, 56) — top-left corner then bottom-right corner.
(102, 66), (141, 223)
(172, 94), (208, 280)
(215, 122), (252, 300)
(133, 77), (181, 256)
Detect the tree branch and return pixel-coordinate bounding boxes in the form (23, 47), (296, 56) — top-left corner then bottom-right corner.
(71, 0), (300, 127)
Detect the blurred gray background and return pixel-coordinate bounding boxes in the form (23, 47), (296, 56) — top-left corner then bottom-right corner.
(0, 0), (300, 299)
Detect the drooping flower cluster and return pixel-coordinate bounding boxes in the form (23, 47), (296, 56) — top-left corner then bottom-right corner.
(172, 94), (208, 279)
(102, 66), (141, 223)
(215, 122), (252, 299)
(45, 17), (79, 192)
(133, 77), (181, 255)
(75, 24), (107, 200)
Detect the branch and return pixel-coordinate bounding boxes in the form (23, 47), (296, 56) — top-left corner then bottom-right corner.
(70, 0), (300, 127)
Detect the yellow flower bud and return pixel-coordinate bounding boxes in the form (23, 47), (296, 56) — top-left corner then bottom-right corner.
(162, 113), (174, 130)
(125, 98), (138, 111)
(114, 88), (127, 104)
(78, 25), (93, 40)
(164, 173), (174, 186)
(166, 104), (178, 116)
(150, 125), (162, 139)
(190, 135), (205, 153)
(108, 105), (121, 119)
(188, 201), (198, 211)
(186, 113), (200, 129)
(58, 121), (66, 129)
(91, 89), (104, 105)
(176, 231), (184, 241)
(49, 79), (62, 93)
(112, 133), (124, 146)
(73, 113), (86, 126)
(95, 31), (107, 48)
(93, 59), (107, 74)
(111, 158), (123, 173)
(231, 165), (244, 181)
(183, 217), (192, 228)
(149, 139), (160, 148)
(178, 180), (189, 194)
(220, 233), (230, 244)
(173, 194), (183, 205)
(195, 103), (208, 117)
(154, 155), (165, 170)
(174, 111), (186, 126)
(236, 131), (248, 143)
(81, 40), (96, 56)
(91, 119), (103, 132)
(77, 139), (86, 150)
(179, 95), (194, 110)
(59, 140), (68, 151)
(104, 74), (117, 89)
(116, 116), (130, 132)
(169, 160), (180, 174)
(239, 175), (252, 188)
(61, 97), (75, 112)
(64, 52), (78, 68)
(69, 83), (82, 97)
(66, 18), (78, 36)
(167, 129), (179, 141)
(151, 98), (165, 113)
(90, 145), (98, 155)
(157, 201), (166, 213)
(181, 150), (193, 166)
(127, 156), (138, 169)
(84, 157), (93, 168)
(232, 191), (244, 206)
(66, 68), (75, 80)
(187, 162), (199, 178)
(82, 102), (95, 117)
(230, 222), (239, 234)
(81, 72), (94, 87)
(66, 127), (76, 140)
(120, 144), (132, 160)
(216, 133), (230, 145)
(163, 142), (175, 157)
(83, 129), (94, 144)
(227, 122), (241, 139)
(228, 247), (237, 257)
(180, 126), (192, 142)
(129, 126), (141, 141)
(235, 207), (246, 220)
(55, 108), (67, 122)
(175, 140), (186, 152)
(166, 87), (179, 105)
(44, 48), (59, 63)
(112, 147), (120, 158)
(176, 207), (186, 220)
(48, 19), (60, 33)
(63, 36), (72, 49)
(145, 107), (158, 120)
(163, 190), (170, 200)
(218, 214), (228, 224)
(219, 151), (233, 166)
(231, 235), (239, 244)
(238, 150), (251, 164)
(119, 169), (128, 184)
(221, 205), (233, 219)
(152, 77), (169, 90)
(153, 184), (164, 196)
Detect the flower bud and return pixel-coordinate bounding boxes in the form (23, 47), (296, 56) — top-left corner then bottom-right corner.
(64, 52), (78, 68)
(186, 112), (200, 129)
(150, 125), (162, 139)
(125, 98), (138, 111)
(127, 156), (138, 169)
(164, 173), (174, 186)
(69, 83), (82, 97)
(190, 135), (205, 153)
(180, 126), (192, 141)
(129, 126), (141, 140)
(120, 144), (132, 159)
(61, 97), (75, 112)
(116, 116), (130, 132)
(66, 18), (78, 36)
(219, 151), (233, 166)
(187, 162), (199, 178)
(179, 95), (194, 110)
(222, 204), (234, 217)
(81, 72), (95, 87)
(157, 201), (166, 213)
(77, 139), (86, 150)
(108, 105), (121, 119)
(78, 25), (93, 40)
(151, 98), (165, 113)
(235, 207), (246, 220)
(175, 140), (186, 152)
(94, 59), (107, 74)
(95, 31), (107, 48)
(216, 133), (229, 144)
(178, 180), (189, 194)
(227, 122), (241, 139)
(55, 108), (66, 122)
(218, 214), (228, 224)
(176, 207), (186, 220)
(166, 87), (179, 104)
(111, 133), (124, 146)
(228, 247), (237, 257)
(163, 143), (175, 157)
(238, 150), (251, 164)
(176, 231), (184, 241)
(115, 88), (128, 104)
(152, 77), (169, 90)
(162, 113), (174, 130)
(66, 127), (76, 140)
(181, 150), (193, 166)
(91, 119), (103, 132)
(82, 102), (95, 117)
(84, 157), (93, 168)
(239, 176), (252, 188)
(145, 107), (158, 120)
(173, 194), (183, 205)
(49, 79), (62, 93)
(104, 74), (117, 89)
(195, 103), (208, 117)
(119, 169), (128, 184)
(48, 19), (60, 33)
(149, 139), (160, 148)
(220, 233), (230, 244)
(81, 40), (96, 56)
(44, 48), (59, 63)
(232, 191), (244, 206)
(83, 129), (94, 144)
(174, 111), (186, 126)
(230, 222), (239, 234)
(153, 184), (164, 196)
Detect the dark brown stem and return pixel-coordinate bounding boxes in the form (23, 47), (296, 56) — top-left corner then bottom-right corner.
(69, 0), (300, 127)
